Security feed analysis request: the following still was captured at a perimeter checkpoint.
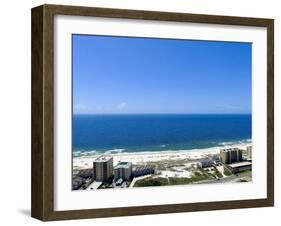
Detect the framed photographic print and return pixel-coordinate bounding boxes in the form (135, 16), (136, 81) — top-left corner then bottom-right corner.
(31, 4), (274, 221)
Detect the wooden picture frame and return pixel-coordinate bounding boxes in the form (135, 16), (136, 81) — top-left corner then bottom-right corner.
(31, 4), (274, 221)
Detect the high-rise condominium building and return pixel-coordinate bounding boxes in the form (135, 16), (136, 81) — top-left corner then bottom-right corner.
(220, 148), (243, 164)
(93, 156), (113, 182)
(114, 162), (132, 181)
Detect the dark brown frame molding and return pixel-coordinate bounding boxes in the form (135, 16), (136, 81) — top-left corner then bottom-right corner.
(31, 4), (274, 221)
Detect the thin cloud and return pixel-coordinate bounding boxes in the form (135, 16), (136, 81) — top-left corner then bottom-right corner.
(74, 104), (87, 111)
(96, 106), (103, 111)
(215, 104), (243, 112)
(117, 102), (127, 110)
(223, 105), (242, 110)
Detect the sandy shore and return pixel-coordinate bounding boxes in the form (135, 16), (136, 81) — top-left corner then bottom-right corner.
(73, 143), (251, 170)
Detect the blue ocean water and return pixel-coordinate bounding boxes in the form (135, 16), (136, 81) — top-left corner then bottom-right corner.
(72, 114), (251, 157)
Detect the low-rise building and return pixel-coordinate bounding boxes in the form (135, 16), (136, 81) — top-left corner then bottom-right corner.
(228, 161), (252, 173)
(114, 162), (132, 181)
(72, 177), (85, 190)
(199, 159), (213, 168)
(77, 168), (93, 179)
(133, 166), (155, 177)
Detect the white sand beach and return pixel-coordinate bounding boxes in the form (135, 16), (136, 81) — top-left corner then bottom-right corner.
(73, 143), (251, 170)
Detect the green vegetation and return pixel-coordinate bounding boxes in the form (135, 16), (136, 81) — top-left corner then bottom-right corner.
(169, 177), (198, 185)
(223, 166), (233, 176)
(213, 168), (223, 178)
(238, 179), (249, 182)
(207, 172), (217, 179)
(236, 170), (252, 176)
(134, 171), (214, 187)
(194, 171), (203, 177)
(134, 177), (169, 187)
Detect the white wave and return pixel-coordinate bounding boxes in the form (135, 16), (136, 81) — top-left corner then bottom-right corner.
(73, 139), (252, 158)
(218, 139), (252, 146)
(119, 139), (251, 156)
(104, 149), (126, 154)
(73, 148), (126, 158)
(73, 150), (98, 157)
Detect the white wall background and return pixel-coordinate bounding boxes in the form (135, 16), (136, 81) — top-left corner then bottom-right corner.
(0, 0), (279, 225)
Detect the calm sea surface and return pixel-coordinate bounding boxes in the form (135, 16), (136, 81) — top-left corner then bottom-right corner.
(72, 114), (251, 156)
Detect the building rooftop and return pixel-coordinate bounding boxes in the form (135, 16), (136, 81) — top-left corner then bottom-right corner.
(114, 162), (132, 169)
(94, 155), (113, 162)
(228, 161), (252, 168)
(134, 165), (155, 170)
(221, 147), (240, 152)
(200, 158), (212, 163)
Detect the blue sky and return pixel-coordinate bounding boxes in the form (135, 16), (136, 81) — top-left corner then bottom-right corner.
(73, 35), (252, 114)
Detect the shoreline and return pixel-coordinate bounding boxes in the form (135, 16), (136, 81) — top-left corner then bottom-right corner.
(73, 142), (251, 170)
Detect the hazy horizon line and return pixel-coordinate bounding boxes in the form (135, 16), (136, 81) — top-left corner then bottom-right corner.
(73, 112), (252, 115)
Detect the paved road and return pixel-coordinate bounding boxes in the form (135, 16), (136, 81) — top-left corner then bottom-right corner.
(129, 174), (152, 188)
